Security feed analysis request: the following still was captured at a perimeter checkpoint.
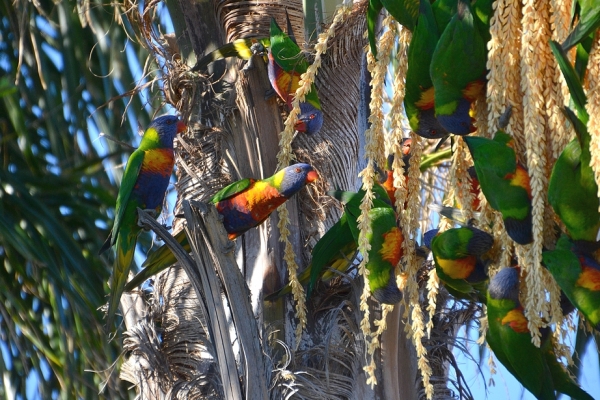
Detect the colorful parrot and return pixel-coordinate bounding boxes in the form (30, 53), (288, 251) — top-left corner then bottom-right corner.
(124, 163), (318, 292)
(99, 115), (186, 328)
(548, 42), (600, 251)
(429, 0), (487, 135)
(463, 132), (533, 245)
(404, 0), (450, 140)
(542, 235), (600, 330)
(428, 225), (493, 302)
(266, 174), (400, 301)
(267, 17), (323, 134)
(193, 17), (323, 135)
(329, 190), (404, 304)
(486, 267), (594, 400)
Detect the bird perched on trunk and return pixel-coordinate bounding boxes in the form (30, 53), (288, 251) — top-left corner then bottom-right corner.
(99, 115), (186, 328)
(193, 16), (323, 135)
(124, 163), (318, 291)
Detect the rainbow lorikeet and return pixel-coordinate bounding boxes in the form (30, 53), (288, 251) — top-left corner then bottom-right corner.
(267, 17), (323, 134)
(99, 115), (186, 328)
(542, 235), (600, 330)
(329, 189), (404, 304)
(430, 0), (487, 135)
(487, 267), (594, 400)
(405, 0), (449, 140)
(124, 163), (318, 292)
(266, 177), (400, 302)
(427, 225), (493, 302)
(193, 17), (323, 135)
(548, 42), (600, 251)
(464, 132), (533, 245)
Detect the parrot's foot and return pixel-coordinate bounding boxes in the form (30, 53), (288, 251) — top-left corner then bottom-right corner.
(498, 105), (513, 130)
(242, 43), (266, 72)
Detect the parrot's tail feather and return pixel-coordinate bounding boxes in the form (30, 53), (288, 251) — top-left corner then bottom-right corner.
(106, 234), (137, 329)
(192, 38), (270, 71)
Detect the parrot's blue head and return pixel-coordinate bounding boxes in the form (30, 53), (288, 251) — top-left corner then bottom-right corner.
(488, 267), (520, 302)
(422, 229), (439, 250)
(277, 163), (318, 197)
(436, 98), (476, 135)
(415, 108), (449, 139)
(295, 102), (323, 135)
(149, 115), (186, 147)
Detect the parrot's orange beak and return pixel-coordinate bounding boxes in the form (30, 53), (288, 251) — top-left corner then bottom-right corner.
(294, 119), (307, 133)
(176, 120), (187, 134)
(306, 170), (319, 183)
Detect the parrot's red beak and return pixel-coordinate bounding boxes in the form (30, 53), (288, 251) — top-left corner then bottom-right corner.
(469, 117), (477, 133)
(306, 170), (318, 183)
(294, 119), (307, 133)
(176, 120), (187, 134)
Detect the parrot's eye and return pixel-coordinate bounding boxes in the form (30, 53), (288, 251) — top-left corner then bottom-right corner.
(167, 119), (173, 124)
(431, 129), (436, 135)
(310, 114), (315, 120)
(295, 167), (302, 173)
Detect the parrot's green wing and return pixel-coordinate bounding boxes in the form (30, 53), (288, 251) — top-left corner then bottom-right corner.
(430, 0), (486, 134)
(210, 178), (254, 204)
(431, 0), (458, 33)
(472, 0), (494, 42)
(110, 150), (145, 246)
(543, 342), (595, 400)
(307, 213), (357, 297)
(381, 0), (420, 31)
(269, 18), (309, 74)
(562, 0), (600, 51)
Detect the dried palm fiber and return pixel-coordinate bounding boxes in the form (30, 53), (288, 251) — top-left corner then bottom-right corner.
(359, 15), (396, 387)
(388, 27), (412, 294)
(486, 0), (524, 145)
(274, 0), (356, 346)
(520, 0), (561, 345)
(586, 34), (600, 211)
